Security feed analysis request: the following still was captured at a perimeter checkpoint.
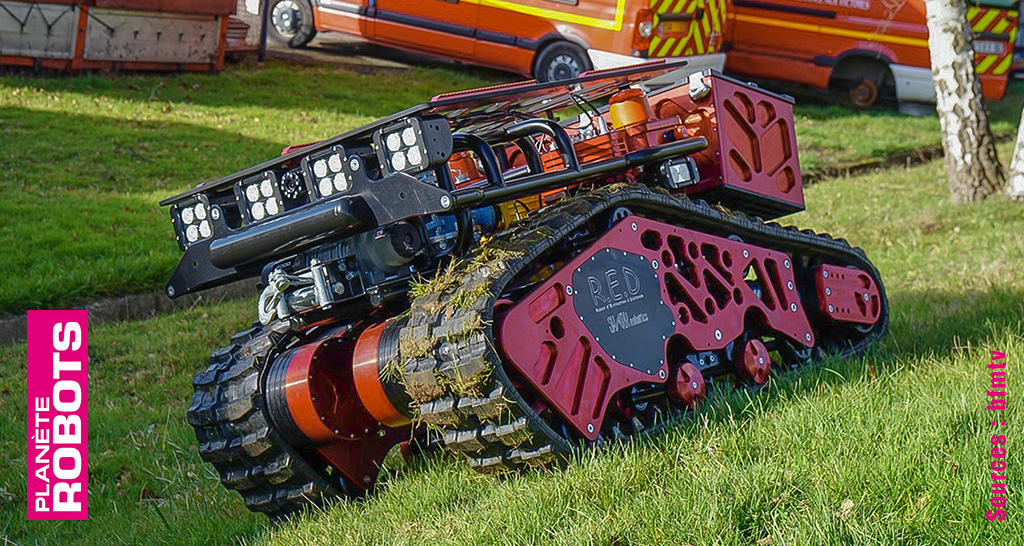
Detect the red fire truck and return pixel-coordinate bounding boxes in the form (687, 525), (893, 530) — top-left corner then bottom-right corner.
(266, 0), (1018, 107)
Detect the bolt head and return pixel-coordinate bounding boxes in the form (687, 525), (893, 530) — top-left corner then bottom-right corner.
(743, 250), (749, 258)
(805, 333), (812, 341)
(587, 423), (595, 433)
(784, 259), (791, 269)
(653, 260), (659, 270)
(631, 222), (638, 231)
(440, 195), (452, 209)
(211, 207), (221, 220)
(691, 381), (698, 389)
(863, 293), (870, 301)
(823, 270), (829, 278)
(349, 157), (360, 170)
(566, 285), (573, 295)
(659, 369), (666, 379)
(791, 303), (798, 311)
(825, 288), (832, 296)
(828, 304), (835, 312)
(788, 281), (794, 290)
(714, 329), (722, 340)
(166, 286), (175, 297)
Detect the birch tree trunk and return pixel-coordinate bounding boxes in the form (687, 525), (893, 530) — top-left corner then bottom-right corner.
(925, 0), (1005, 203)
(1008, 108), (1024, 199)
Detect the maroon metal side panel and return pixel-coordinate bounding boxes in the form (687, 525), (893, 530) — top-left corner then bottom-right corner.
(499, 216), (814, 440)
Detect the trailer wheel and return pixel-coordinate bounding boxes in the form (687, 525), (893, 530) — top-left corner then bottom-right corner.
(534, 42), (592, 82)
(268, 0), (317, 49)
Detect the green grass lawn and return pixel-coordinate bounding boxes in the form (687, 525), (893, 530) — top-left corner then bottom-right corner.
(0, 61), (1021, 315)
(781, 83), (1024, 176)
(1, 140), (1021, 544)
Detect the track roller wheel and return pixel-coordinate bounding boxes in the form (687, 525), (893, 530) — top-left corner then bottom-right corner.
(669, 362), (707, 408)
(736, 338), (771, 385)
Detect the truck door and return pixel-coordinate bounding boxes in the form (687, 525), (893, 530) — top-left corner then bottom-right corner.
(648, 0), (727, 58)
(373, 0), (477, 58)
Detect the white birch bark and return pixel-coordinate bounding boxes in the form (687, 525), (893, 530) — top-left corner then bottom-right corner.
(925, 0), (1005, 203)
(1007, 108), (1024, 199)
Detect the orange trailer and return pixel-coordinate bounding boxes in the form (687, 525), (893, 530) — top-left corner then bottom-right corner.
(0, 0), (236, 72)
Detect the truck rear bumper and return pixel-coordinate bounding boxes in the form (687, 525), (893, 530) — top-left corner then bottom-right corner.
(889, 64), (936, 103)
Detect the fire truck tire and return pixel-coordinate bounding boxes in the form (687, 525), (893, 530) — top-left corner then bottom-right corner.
(267, 0), (317, 49)
(849, 77), (880, 109)
(534, 41), (593, 83)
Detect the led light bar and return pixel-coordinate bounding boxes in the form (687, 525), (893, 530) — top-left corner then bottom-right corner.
(235, 171), (283, 224)
(171, 194), (213, 249)
(301, 145), (352, 200)
(373, 117), (453, 176)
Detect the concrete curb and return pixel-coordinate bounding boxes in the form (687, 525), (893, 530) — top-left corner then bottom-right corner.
(0, 280), (257, 346)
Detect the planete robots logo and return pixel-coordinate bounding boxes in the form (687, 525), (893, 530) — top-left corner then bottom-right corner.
(26, 311), (89, 521)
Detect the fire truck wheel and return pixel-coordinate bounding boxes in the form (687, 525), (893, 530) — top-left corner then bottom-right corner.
(534, 42), (593, 83)
(268, 0), (317, 49)
(849, 77), (880, 108)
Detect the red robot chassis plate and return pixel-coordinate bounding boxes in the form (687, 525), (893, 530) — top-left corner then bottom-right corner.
(499, 216), (815, 440)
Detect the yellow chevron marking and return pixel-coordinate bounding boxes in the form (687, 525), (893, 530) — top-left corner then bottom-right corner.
(991, 17), (1011, 35)
(654, 0), (690, 56)
(657, 37), (677, 57)
(967, 6), (980, 20)
(976, 54), (999, 74)
(992, 53), (1014, 75)
(708, 0), (723, 34)
(464, 0), (626, 31)
(733, 13), (929, 47)
(681, 0), (701, 55)
(972, 8), (1000, 32)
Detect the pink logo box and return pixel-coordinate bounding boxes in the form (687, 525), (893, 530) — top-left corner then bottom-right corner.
(27, 311), (89, 520)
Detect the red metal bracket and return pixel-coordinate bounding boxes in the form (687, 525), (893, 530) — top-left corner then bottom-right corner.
(815, 264), (881, 325)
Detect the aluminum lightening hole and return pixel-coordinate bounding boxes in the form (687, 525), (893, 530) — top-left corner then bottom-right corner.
(549, 317), (565, 340)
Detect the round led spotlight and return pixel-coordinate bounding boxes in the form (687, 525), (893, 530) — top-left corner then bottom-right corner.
(401, 127), (417, 146)
(406, 146), (422, 167)
(391, 151), (407, 171)
(328, 154), (343, 172)
(319, 178), (334, 197)
(386, 133), (402, 152)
